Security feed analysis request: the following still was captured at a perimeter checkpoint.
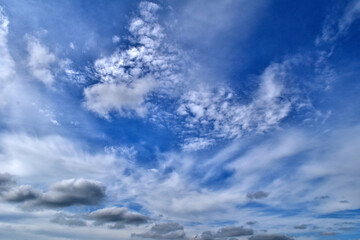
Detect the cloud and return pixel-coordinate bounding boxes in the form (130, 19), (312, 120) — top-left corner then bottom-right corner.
(195, 226), (253, 240)
(176, 59), (293, 150)
(316, 0), (360, 45)
(83, 78), (154, 118)
(88, 207), (149, 227)
(132, 222), (186, 239)
(0, 172), (16, 192)
(181, 138), (216, 152)
(249, 234), (294, 240)
(319, 232), (337, 236)
(247, 191), (269, 200)
(26, 36), (56, 86)
(0, 7), (15, 106)
(50, 212), (86, 227)
(3, 185), (41, 202)
(294, 224), (307, 230)
(34, 178), (105, 208)
(84, 1), (182, 118)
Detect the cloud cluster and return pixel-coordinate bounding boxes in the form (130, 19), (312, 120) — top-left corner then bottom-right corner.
(2, 178), (105, 208)
(84, 1), (183, 118)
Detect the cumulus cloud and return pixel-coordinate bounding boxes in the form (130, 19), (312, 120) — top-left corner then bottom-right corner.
(249, 234), (294, 240)
(132, 222), (186, 239)
(35, 178), (105, 208)
(83, 78), (154, 118)
(26, 36), (56, 86)
(88, 207), (149, 227)
(50, 212), (86, 227)
(3, 185), (41, 202)
(247, 191), (269, 200)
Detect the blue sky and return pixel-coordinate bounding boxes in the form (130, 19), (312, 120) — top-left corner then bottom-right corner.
(0, 0), (359, 239)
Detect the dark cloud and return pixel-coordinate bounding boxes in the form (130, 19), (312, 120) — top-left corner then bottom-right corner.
(50, 212), (86, 227)
(3, 185), (41, 202)
(132, 222), (186, 239)
(0, 173), (16, 192)
(196, 226), (253, 240)
(215, 227), (253, 238)
(294, 224), (307, 230)
(89, 207), (149, 226)
(339, 200), (349, 203)
(247, 191), (269, 200)
(249, 234), (294, 240)
(35, 178), (105, 208)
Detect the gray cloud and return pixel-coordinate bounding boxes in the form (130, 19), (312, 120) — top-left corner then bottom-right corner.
(247, 191), (269, 200)
(249, 234), (294, 240)
(35, 178), (105, 208)
(197, 226), (253, 240)
(215, 227), (253, 238)
(50, 212), (86, 227)
(3, 185), (41, 202)
(89, 207), (149, 226)
(246, 221), (257, 225)
(132, 222), (186, 239)
(294, 224), (307, 230)
(0, 172), (16, 192)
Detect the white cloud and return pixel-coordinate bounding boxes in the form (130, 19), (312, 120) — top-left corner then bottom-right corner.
(316, 0), (360, 45)
(26, 36), (56, 86)
(84, 2), (183, 118)
(83, 78), (155, 118)
(0, 7), (16, 106)
(176, 60), (292, 150)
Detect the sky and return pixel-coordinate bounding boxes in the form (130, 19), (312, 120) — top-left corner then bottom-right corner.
(0, 0), (359, 239)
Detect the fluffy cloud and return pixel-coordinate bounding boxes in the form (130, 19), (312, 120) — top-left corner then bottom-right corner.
(88, 207), (149, 227)
(36, 178), (105, 208)
(26, 36), (56, 86)
(83, 78), (154, 118)
(84, 1), (183, 118)
(132, 222), (186, 239)
(3, 185), (41, 202)
(2, 178), (106, 208)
